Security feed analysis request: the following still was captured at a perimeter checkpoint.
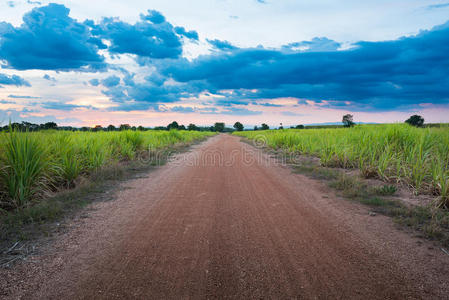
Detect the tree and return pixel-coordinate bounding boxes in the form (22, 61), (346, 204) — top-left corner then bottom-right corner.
(295, 124), (305, 129)
(261, 123), (269, 130)
(107, 124), (116, 131)
(22, 122), (39, 131)
(233, 122), (244, 131)
(254, 126), (259, 131)
(342, 114), (355, 127)
(214, 122), (225, 132)
(92, 125), (103, 132)
(279, 122), (284, 130)
(187, 123), (198, 131)
(137, 126), (145, 131)
(179, 125), (186, 130)
(119, 124), (131, 131)
(167, 121), (179, 130)
(405, 115), (424, 127)
(41, 122), (58, 130)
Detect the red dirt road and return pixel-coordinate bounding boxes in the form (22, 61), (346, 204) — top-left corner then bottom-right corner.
(2, 134), (449, 299)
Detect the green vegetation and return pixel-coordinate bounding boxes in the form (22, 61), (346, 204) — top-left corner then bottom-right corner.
(214, 122), (225, 132)
(405, 115), (425, 127)
(254, 123), (270, 131)
(1, 128), (214, 246)
(233, 122), (244, 131)
(282, 152), (449, 246)
(330, 174), (449, 246)
(342, 114), (355, 127)
(0, 129), (214, 211)
(234, 124), (449, 208)
(330, 173), (449, 246)
(1, 161), (144, 244)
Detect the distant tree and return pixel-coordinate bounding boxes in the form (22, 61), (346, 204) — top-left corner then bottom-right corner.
(233, 122), (244, 131)
(254, 126), (259, 131)
(167, 121), (179, 130)
(342, 114), (355, 127)
(6, 121), (38, 132)
(279, 122), (284, 130)
(9, 122), (23, 131)
(80, 126), (90, 132)
(59, 126), (76, 131)
(107, 124), (116, 131)
(214, 122), (225, 132)
(405, 115), (424, 127)
(21, 122), (39, 131)
(58, 126), (75, 131)
(92, 125), (103, 132)
(41, 122), (58, 130)
(119, 124), (131, 131)
(137, 126), (145, 131)
(131, 126), (137, 131)
(295, 124), (305, 129)
(261, 123), (269, 130)
(187, 123), (199, 131)
(223, 127), (235, 132)
(179, 125), (186, 130)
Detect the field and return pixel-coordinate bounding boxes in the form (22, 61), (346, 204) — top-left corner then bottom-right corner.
(234, 124), (449, 208)
(2, 131), (449, 298)
(0, 129), (215, 210)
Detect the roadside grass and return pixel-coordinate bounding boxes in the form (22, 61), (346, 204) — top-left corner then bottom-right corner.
(326, 168), (448, 247)
(0, 160), (155, 245)
(0, 135), (211, 264)
(0, 129), (215, 211)
(234, 124), (449, 208)
(280, 145), (449, 247)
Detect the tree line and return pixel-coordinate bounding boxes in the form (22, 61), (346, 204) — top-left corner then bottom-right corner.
(0, 121), (238, 132)
(0, 114), (428, 132)
(341, 114), (426, 128)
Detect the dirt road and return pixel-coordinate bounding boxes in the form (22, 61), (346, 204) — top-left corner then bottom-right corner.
(2, 134), (449, 299)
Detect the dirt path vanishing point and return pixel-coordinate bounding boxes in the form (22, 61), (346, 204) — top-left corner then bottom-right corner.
(2, 134), (449, 299)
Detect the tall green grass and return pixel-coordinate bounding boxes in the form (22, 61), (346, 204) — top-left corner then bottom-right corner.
(234, 124), (449, 208)
(0, 130), (49, 208)
(0, 129), (214, 210)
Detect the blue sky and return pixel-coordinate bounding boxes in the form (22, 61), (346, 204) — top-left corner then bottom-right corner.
(1, 0), (449, 127)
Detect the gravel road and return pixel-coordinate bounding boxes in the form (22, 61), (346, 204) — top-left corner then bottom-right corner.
(2, 134), (448, 299)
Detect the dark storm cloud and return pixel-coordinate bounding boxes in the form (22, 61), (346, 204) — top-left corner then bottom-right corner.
(156, 22), (449, 110)
(91, 9), (190, 59)
(0, 4), (106, 71)
(0, 5), (195, 72)
(2, 4), (449, 113)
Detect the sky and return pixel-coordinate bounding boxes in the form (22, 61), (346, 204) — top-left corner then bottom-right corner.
(0, 0), (449, 128)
